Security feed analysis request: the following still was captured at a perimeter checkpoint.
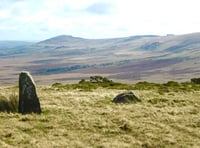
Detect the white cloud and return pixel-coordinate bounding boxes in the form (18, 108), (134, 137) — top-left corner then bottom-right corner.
(0, 9), (11, 19)
(0, 0), (200, 40)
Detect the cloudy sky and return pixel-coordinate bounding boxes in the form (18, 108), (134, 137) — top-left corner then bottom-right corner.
(0, 0), (200, 41)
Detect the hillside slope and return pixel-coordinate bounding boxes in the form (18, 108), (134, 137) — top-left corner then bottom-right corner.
(0, 33), (200, 84)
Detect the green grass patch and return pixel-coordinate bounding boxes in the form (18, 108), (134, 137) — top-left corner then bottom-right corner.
(51, 77), (200, 93)
(52, 76), (134, 91)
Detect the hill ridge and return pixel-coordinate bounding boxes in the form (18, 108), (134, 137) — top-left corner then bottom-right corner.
(1, 32), (200, 84)
(38, 35), (85, 44)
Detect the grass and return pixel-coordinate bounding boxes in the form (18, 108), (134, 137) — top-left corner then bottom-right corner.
(52, 79), (133, 91)
(52, 80), (200, 93)
(0, 91), (18, 113)
(0, 82), (199, 147)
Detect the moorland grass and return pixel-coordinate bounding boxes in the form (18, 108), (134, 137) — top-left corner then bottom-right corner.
(52, 79), (200, 93)
(0, 92), (18, 113)
(0, 79), (200, 147)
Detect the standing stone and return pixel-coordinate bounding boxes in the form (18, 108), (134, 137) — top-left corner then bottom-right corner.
(18, 71), (41, 114)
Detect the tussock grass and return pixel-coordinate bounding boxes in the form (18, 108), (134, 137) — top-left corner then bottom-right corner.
(0, 84), (199, 147)
(0, 92), (18, 113)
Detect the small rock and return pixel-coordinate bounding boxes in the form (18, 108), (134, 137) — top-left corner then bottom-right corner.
(119, 123), (129, 131)
(113, 91), (141, 103)
(18, 71), (41, 114)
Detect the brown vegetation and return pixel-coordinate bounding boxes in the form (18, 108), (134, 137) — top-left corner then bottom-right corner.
(0, 80), (199, 147)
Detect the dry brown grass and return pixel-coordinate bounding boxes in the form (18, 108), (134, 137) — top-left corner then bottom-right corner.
(0, 86), (199, 147)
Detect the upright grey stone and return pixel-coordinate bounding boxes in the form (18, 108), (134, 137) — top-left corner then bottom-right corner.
(18, 71), (41, 114)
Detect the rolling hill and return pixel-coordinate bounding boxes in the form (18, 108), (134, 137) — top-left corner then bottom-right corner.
(0, 33), (200, 85)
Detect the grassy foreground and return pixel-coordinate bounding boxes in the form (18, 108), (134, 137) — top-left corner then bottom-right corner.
(0, 83), (200, 147)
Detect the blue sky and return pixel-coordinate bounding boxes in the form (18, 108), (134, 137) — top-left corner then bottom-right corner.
(0, 0), (200, 41)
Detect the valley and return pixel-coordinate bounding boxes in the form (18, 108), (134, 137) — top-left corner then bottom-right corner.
(1, 33), (200, 85)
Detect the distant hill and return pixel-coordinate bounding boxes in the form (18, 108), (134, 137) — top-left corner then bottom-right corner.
(38, 35), (85, 44)
(0, 33), (200, 85)
(0, 41), (33, 49)
(0, 41), (33, 57)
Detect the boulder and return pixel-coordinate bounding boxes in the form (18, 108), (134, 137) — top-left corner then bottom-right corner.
(113, 91), (141, 103)
(18, 71), (41, 114)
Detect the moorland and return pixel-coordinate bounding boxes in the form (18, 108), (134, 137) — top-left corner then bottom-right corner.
(1, 32), (200, 85)
(0, 33), (200, 147)
(0, 78), (200, 147)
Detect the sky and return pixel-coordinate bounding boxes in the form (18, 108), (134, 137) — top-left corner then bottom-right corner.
(0, 0), (200, 41)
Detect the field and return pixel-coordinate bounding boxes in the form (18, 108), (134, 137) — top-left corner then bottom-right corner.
(0, 81), (200, 147)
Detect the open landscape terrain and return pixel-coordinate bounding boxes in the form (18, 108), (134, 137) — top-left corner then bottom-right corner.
(0, 79), (200, 147)
(1, 0), (200, 147)
(0, 33), (200, 147)
(1, 32), (200, 85)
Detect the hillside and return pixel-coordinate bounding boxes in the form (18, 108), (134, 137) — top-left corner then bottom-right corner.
(0, 33), (200, 84)
(0, 83), (200, 147)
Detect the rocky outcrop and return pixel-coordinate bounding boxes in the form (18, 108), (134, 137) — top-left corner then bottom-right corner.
(113, 91), (141, 103)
